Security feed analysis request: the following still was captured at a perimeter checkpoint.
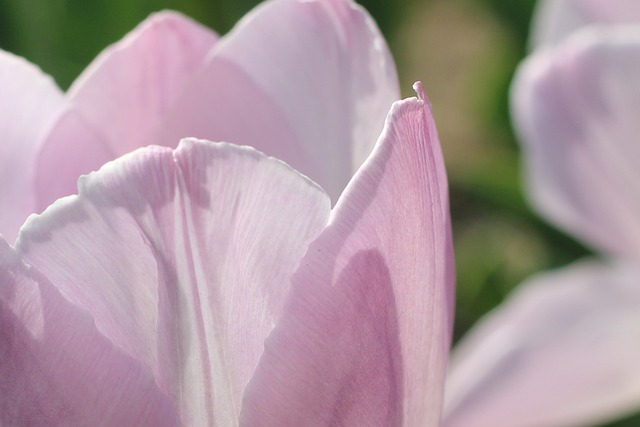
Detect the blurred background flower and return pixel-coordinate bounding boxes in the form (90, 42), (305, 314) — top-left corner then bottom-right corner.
(5, 0), (634, 425)
(442, 0), (640, 425)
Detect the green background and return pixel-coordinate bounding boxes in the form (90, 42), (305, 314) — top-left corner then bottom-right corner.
(0, 1), (633, 425)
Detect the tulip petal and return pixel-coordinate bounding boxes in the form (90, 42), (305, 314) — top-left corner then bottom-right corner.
(531, 0), (640, 48)
(512, 27), (640, 260)
(0, 51), (63, 242)
(34, 11), (218, 211)
(16, 139), (331, 425)
(161, 0), (399, 202)
(33, 109), (116, 215)
(444, 260), (640, 427)
(0, 238), (180, 426)
(240, 83), (454, 427)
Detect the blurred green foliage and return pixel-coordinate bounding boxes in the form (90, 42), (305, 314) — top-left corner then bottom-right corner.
(0, 0), (635, 425)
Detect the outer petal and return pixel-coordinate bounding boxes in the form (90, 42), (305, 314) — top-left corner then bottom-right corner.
(531, 0), (640, 48)
(34, 11), (218, 212)
(240, 83), (454, 427)
(0, 238), (180, 426)
(0, 51), (63, 242)
(512, 26), (640, 260)
(160, 0), (400, 202)
(443, 260), (640, 427)
(16, 139), (331, 425)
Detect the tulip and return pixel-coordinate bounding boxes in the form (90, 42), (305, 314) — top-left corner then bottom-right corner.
(1, 0), (400, 243)
(443, 2), (640, 427)
(0, 0), (455, 425)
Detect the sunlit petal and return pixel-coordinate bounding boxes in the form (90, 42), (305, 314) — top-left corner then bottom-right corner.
(241, 83), (454, 427)
(17, 139), (330, 425)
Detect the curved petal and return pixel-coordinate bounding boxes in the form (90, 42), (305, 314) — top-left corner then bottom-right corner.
(512, 26), (640, 260)
(444, 260), (640, 427)
(0, 51), (63, 242)
(240, 83), (454, 427)
(531, 0), (640, 48)
(16, 139), (331, 425)
(160, 0), (400, 202)
(0, 238), (180, 426)
(34, 11), (218, 211)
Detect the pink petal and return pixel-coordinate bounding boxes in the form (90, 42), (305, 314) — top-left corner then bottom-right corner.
(240, 83), (454, 427)
(0, 51), (63, 242)
(512, 26), (640, 260)
(160, 0), (399, 202)
(0, 238), (180, 426)
(531, 0), (640, 48)
(33, 109), (115, 214)
(444, 260), (640, 427)
(34, 11), (218, 211)
(17, 139), (330, 425)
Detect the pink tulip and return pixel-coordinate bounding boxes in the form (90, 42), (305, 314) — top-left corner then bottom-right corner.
(443, 6), (640, 427)
(1, 0), (400, 243)
(1, 0), (455, 425)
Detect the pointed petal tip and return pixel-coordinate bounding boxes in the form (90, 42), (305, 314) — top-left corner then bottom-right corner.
(412, 81), (436, 112)
(413, 81), (426, 101)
